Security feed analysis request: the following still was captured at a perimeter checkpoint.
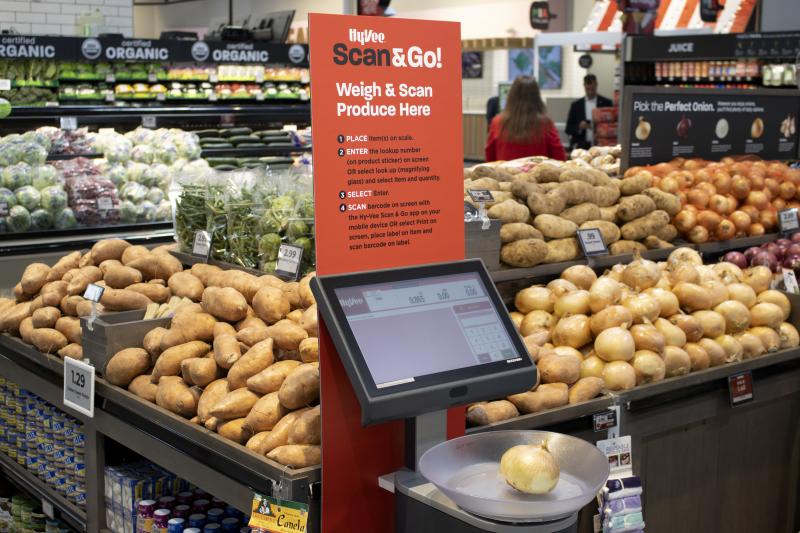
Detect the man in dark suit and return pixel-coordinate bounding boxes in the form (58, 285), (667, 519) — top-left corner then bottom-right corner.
(566, 74), (612, 151)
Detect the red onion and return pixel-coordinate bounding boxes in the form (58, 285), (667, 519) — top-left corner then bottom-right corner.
(783, 254), (800, 272)
(788, 243), (800, 257)
(744, 246), (762, 262)
(776, 238), (792, 249)
(723, 251), (748, 269)
(763, 242), (784, 261)
(792, 232), (800, 243)
(752, 250), (779, 272)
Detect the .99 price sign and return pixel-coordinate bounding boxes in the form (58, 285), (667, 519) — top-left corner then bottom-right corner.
(275, 243), (305, 281)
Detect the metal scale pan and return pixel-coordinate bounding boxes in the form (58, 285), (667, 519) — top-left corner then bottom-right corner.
(419, 430), (610, 524)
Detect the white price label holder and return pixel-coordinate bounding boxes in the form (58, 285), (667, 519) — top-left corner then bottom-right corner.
(97, 197), (113, 211)
(577, 228), (608, 268)
(105, 73), (115, 83)
(779, 208), (799, 234)
(59, 116), (78, 131)
(142, 115), (157, 129)
(192, 230), (213, 261)
(467, 189), (493, 230)
(63, 357), (95, 418)
(275, 243), (304, 280)
(783, 268), (800, 294)
(0, 79), (10, 91)
(147, 72), (157, 83)
(104, 93), (115, 103)
(209, 71), (219, 83)
(41, 499), (54, 519)
(82, 283), (105, 332)
(156, 93), (166, 102)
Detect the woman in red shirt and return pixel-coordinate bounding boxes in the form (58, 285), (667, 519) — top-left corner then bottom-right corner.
(485, 76), (566, 162)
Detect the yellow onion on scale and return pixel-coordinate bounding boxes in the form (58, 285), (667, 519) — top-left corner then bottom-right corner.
(500, 441), (560, 494)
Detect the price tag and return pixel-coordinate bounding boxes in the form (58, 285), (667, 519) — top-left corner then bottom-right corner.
(209, 72), (218, 83)
(467, 189), (494, 203)
(577, 228), (608, 257)
(779, 208), (799, 233)
(105, 73), (115, 83)
(0, 79), (10, 90)
(255, 92), (265, 101)
(59, 116), (78, 131)
(209, 93), (218, 102)
(41, 499), (54, 520)
(0, 202), (8, 217)
(192, 230), (213, 260)
(104, 93), (115, 102)
(83, 283), (105, 303)
(728, 370), (754, 406)
(142, 115), (157, 129)
(63, 357), (95, 417)
(464, 201), (478, 220)
(249, 493), (308, 533)
(156, 93), (166, 102)
(593, 409), (618, 432)
(255, 70), (265, 83)
(783, 268), (800, 294)
(97, 197), (113, 211)
(98, 127), (116, 135)
(147, 73), (157, 83)
(275, 243), (304, 280)
(45, 101), (59, 107)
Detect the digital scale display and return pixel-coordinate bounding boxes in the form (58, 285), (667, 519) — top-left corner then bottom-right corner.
(334, 273), (518, 389)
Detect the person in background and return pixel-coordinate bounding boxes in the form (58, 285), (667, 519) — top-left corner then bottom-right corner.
(486, 95), (500, 132)
(566, 74), (613, 151)
(485, 76), (566, 162)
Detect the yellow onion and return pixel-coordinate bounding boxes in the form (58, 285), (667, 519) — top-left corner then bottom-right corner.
(500, 442), (560, 494)
(692, 310), (726, 338)
(695, 265), (721, 284)
(594, 327), (635, 362)
(698, 338), (726, 367)
(554, 290), (590, 317)
(547, 278), (578, 298)
(580, 355), (606, 379)
(670, 313), (704, 342)
(734, 331), (765, 359)
(743, 266), (772, 294)
(515, 286), (555, 314)
(654, 276), (672, 290)
(561, 265), (596, 290)
(509, 312), (525, 331)
(715, 334), (743, 363)
(607, 264), (626, 282)
(673, 282), (712, 312)
(712, 262), (745, 285)
(630, 324), (666, 354)
(523, 329), (550, 349)
(632, 350), (666, 384)
(622, 293), (660, 324)
(644, 287), (679, 317)
(552, 346), (583, 363)
(589, 277), (623, 313)
(669, 263), (699, 285)
(520, 311), (556, 336)
(779, 322), (800, 349)
(622, 256), (661, 290)
(748, 327), (780, 353)
(749, 302), (784, 329)
(552, 315), (592, 348)
(655, 317), (687, 347)
(725, 283), (757, 309)
(713, 301), (750, 334)
(663, 346), (691, 377)
(602, 361), (636, 391)
(701, 280), (729, 308)
(684, 342), (710, 371)
(667, 248), (703, 270)
(590, 306), (632, 336)
(755, 290), (791, 320)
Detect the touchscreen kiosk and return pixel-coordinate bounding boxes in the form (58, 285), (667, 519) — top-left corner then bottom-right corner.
(311, 260), (536, 425)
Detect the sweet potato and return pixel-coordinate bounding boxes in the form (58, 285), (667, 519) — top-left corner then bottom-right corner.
(160, 311), (216, 349)
(500, 238), (548, 268)
(19, 317), (34, 344)
(143, 327), (168, 360)
(228, 338), (275, 390)
(156, 376), (200, 418)
(75, 300), (103, 318)
(298, 338), (319, 363)
(617, 194), (656, 222)
(28, 296), (44, 314)
(269, 320), (308, 351)
(568, 377), (604, 404)
(40, 281), (68, 307)
(57, 343), (83, 361)
(267, 445), (321, 468)
(100, 288), (151, 312)
(0, 302), (32, 334)
(507, 383), (568, 414)
(250, 408), (309, 455)
(201, 286), (248, 322)
(210, 388), (261, 420)
(537, 352), (581, 385)
(246, 431), (272, 453)
(13, 283), (29, 302)
(533, 214), (578, 239)
(92, 239), (131, 263)
(278, 362), (319, 409)
(103, 265), (143, 289)
(288, 405), (321, 445)
(466, 400), (519, 426)
(127, 253), (182, 281)
(168, 272), (205, 302)
(99, 259), (122, 275)
(121, 245), (149, 265)
(66, 266), (103, 296)
(217, 418), (253, 444)
(125, 283), (171, 304)
(78, 252), (94, 267)
(287, 309), (303, 323)
(620, 210), (670, 241)
(197, 378), (229, 423)
(55, 316), (81, 344)
(543, 238), (580, 263)
(21, 263), (51, 295)
(579, 220), (621, 244)
(253, 286), (290, 325)
(105, 348), (150, 387)
(60, 295), (84, 317)
(209, 334), (239, 370)
(128, 374), (158, 402)
(213, 321), (237, 338)
(280, 282), (301, 310)
(244, 392), (290, 433)
(235, 326), (268, 348)
(247, 360), (301, 394)
(209, 270), (262, 303)
(299, 305), (318, 337)
(151, 340), (211, 383)
(180, 357), (220, 387)
(30, 328), (68, 354)
(32, 306), (61, 329)
(560, 203), (600, 226)
(642, 187), (681, 216)
(0, 298), (14, 315)
(298, 274), (316, 309)
(46, 252), (81, 282)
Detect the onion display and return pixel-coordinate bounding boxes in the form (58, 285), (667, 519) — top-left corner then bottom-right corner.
(602, 361), (636, 391)
(632, 350), (666, 384)
(723, 251), (747, 269)
(500, 442), (560, 494)
(594, 327), (635, 362)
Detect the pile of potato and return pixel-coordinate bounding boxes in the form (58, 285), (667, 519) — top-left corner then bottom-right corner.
(467, 248), (799, 427)
(625, 157), (800, 243)
(464, 160), (681, 268)
(0, 238), (321, 469)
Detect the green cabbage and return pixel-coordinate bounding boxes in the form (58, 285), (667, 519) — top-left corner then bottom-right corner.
(54, 208), (77, 230)
(15, 185), (41, 211)
(40, 186), (67, 212)
(6, 205), (31, 232)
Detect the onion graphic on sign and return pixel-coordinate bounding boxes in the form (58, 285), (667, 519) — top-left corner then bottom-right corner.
(715, 118), (729, 139)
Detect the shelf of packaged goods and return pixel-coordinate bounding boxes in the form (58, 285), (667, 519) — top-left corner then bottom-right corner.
(0, 452), (87, 532)
(0, 223), (174, 256)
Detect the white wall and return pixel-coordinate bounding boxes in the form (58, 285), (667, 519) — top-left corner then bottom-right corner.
(1, 0), (133, 36)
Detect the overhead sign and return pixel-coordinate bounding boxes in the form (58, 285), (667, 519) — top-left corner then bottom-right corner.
(310, 12), (463, 532)
(628, 31), (800, 62)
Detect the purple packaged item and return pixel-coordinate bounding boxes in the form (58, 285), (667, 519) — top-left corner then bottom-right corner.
(153, 508), (171, 533)
(167, 518), (185, 533)
(603, 476), (643, 500)
(177, 491), (194, 505)
(604, 495), (642, 517)
(173, 504), (191, 519)
(192, 499), (211, 513)
(158, 496), (176, 510)
(137, 500), (156, 533)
